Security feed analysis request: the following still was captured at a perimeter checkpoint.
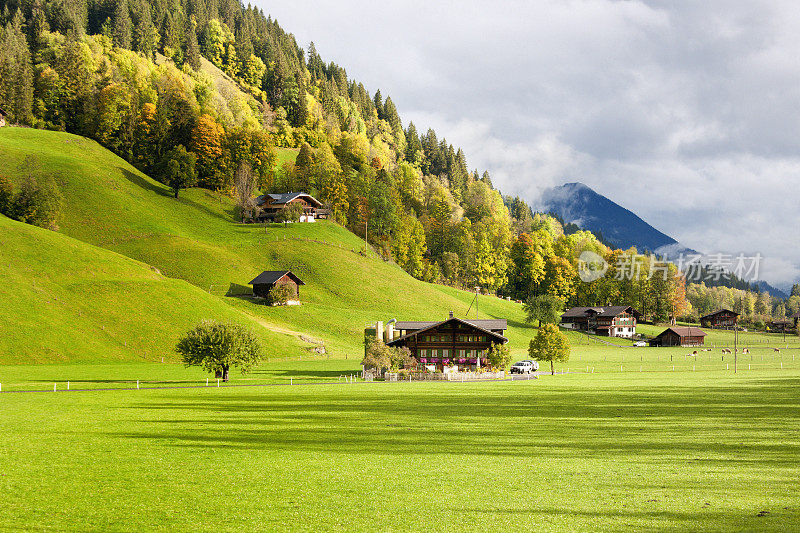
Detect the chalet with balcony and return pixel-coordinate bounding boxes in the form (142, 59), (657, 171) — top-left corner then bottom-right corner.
(699, 309), (739, 329)
(560, 305), (640, 338)
(254, 192), (327, 222)
(383, 312), (508, 371)
(648, 326), (707, 347)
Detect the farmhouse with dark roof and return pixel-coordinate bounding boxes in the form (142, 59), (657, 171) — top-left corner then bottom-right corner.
(254, 192), (327, 222)
(377, 312), (508, 371)
(699, 309), (739, 329)
(560, 305), (640, 338)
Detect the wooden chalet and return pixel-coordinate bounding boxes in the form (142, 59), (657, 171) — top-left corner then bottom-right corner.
(254, 192), (327, 222)
(770, 319), (793, 333)
(385, 312), (508, 371)
(560, 305), (640, 338)
(699, 309), (739, 329)
(648, 326), (707, 347)
(249, 270), (304, 300)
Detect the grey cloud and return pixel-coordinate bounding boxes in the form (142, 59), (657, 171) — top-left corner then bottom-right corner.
(257, 0), (800, 288)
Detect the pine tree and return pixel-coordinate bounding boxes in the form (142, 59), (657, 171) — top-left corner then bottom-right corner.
(184, 16), (200, 70)
(0, 12), (34, 124)
(112, 0), (132, 49)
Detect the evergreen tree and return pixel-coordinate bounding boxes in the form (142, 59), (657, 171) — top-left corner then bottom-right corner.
(184, 16), (200, 69)
(0, 12), (34, 125)
(112, 0), (132, 49)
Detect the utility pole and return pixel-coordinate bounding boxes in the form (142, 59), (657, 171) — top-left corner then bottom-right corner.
(475, 286), (479, 319)
(734, 324), (738, 374)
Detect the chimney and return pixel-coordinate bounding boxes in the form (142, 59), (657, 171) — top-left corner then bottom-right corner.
(449, 311), (454, 319)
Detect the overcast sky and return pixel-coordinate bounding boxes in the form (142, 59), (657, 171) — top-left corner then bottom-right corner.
(257, 0), (800, 290)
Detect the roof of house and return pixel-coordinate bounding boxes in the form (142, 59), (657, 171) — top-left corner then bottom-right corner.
(561, 305), (640, 318)
(255, 192), (323, 207)
(771, 319), (793, 325)
(248, 270), (305, 286)
(387, 317), (508, 346)
(700, 309), (739, 320)
(653, 326), (707, 339)
(394, 319), (508, 331)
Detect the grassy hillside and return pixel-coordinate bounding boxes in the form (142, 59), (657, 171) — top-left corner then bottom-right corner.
(0, 127), (532, 360)
(0, 215), (309, 364)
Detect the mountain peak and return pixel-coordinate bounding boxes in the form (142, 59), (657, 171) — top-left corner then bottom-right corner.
(541, 182), (678, 252)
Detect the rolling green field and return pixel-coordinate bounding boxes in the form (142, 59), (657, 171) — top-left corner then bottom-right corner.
(2, 127), (800, 531)
(0, 127), (530, 362)
(2, 370), (799, 531)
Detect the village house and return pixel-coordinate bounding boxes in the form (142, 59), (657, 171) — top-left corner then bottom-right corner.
(380, 312), (508, 371)
(560, 305), (640, 338)
(249, 270), (304, 304)
(699, 309), (739, 329)
(648, 326), (707, 347)
(770, 319), (793, 333)
(253, 192), (327, 222)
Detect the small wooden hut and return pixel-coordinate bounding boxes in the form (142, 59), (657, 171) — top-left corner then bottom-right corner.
(249, 271), (304, 300)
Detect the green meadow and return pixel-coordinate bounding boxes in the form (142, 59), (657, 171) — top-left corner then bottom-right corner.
(2, 371), (799, 531)
(2, 127), (800, 530)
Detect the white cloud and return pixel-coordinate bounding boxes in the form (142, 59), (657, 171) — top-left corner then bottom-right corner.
(256, 0), (800, 289)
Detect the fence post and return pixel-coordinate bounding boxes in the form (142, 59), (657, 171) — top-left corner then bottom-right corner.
(67, 381), (70, 390)
(54, 383), (57, 392)
(137, 380), (139, 390)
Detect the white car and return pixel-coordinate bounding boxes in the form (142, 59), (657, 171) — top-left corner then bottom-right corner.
(510, 360), (539, 374)
(633, 341), (647, 347)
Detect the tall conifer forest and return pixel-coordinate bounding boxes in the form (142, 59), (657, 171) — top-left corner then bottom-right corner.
(2, 0), (786, 324)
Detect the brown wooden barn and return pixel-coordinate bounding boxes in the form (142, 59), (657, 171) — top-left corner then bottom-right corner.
(254, 192), (325, 222)
(648, 326), (707, 347)
(699, 309), (739, 329)
(770, 319), (793, 333)
(249, 271), (304, 300)
(385, 313), (508, 371)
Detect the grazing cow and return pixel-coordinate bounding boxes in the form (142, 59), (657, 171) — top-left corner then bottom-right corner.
(774, 348), (781, 352)
(743, 348), (750, 354)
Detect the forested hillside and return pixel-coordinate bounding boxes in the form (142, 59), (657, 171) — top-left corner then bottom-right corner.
(1, 0), (792, 326)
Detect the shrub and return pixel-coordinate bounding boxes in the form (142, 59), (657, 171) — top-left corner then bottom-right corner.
(267, 284), (293, 305)
(8, 176), (62, 230)
(487, 343), (511, 371)
(0, 176), (13, 215)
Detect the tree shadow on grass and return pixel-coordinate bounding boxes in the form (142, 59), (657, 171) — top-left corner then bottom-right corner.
(113, 379), (800, 461)
(118, 167), (233, 223)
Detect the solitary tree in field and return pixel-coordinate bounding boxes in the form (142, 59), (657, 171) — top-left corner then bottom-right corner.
(176, 320), (262, 381)
(528, 323), (570, 375)
(523, 294), (564, 328)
